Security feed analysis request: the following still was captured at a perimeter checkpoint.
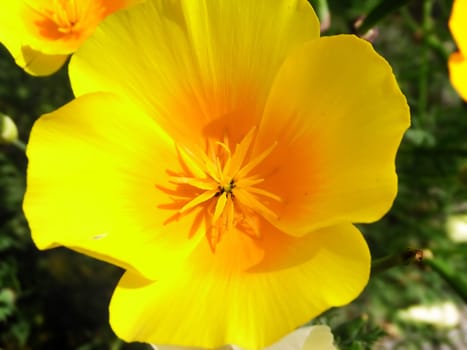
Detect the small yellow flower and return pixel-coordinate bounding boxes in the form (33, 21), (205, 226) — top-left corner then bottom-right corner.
(0, 0), (140, 76)
(23, 0), (410, 349)
(448, 0), (467, 100)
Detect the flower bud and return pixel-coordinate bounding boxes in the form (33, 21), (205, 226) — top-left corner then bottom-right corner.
(0, 114), (19, 144)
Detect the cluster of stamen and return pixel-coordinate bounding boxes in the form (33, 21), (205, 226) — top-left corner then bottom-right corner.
(159, 128), (281, 251)
(31, 0), (104, 36)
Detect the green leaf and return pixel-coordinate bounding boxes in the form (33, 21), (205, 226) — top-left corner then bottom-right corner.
(424, 257), (467, 304)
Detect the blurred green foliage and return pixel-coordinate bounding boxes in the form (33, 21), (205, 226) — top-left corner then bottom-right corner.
(1, 0), (467, 349)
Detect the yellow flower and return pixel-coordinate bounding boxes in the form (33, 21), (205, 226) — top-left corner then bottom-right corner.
(449, 0), (467, 100)
(0, 0), (140, 76)
(152, 325), (337, 350)
(23, 0), (410, 349)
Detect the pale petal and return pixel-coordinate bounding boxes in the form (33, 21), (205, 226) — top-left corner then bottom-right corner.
(302, 326), (336, 350)
(264, 327), (317, 350)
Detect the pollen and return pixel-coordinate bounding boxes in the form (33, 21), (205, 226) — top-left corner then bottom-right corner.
(159, 128), (282, 251)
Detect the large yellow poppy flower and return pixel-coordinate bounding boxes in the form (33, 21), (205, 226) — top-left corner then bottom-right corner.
(449, 0), (467, 100)
(0, 0), (140, 76)
(23, 0), (410, 349)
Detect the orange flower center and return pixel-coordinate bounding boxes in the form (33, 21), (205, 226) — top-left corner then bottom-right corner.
(25, 0), (105, 40)
(159, 128), (282, 251)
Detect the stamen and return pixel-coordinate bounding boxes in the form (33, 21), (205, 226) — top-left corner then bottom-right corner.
(158, 127), (281, 249)
(246, 186), (282, 203)
(212, 193), (228, 224)
(25, 0), (111, 44)
(234, 188), (280, 221)
(179, 189), (218, 213)
(224, 127), (256, 177)
(236, 141), (277, 179)
(169, 176), (213, 190)
(176, 146), (206, 179)
(225, 197), (235, 232)
(69, 0), (78, 23)
(235, 176), (264, 187)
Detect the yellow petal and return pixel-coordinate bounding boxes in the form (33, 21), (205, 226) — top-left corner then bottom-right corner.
(70, 0), (319, 147)
(255, 35), (410, 236)
(151, 346), (211, 350)
(23, 92), (205, 279)
(17, 46), (68, 76)
(0, 3), (27, 65)
(152, 325), (336, 350)
(449, 0), (467, 55)
(102, 0), (144, 15)
(449, 52), (467, 101)
(109, 223), (369, 350)
(0, 0), (140, 75)
(449, 0), (467, 100)
(0, 8), (66, 77)
(21, 0), (142, 55)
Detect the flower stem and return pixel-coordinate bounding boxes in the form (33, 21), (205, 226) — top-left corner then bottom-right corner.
(371, 248), (424, 276)
(11, 139), (27, 152)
